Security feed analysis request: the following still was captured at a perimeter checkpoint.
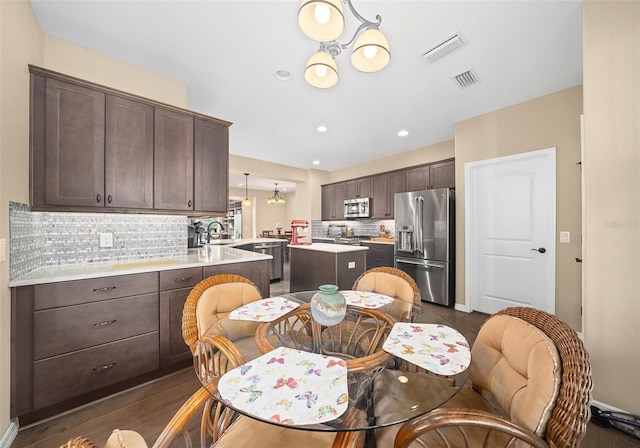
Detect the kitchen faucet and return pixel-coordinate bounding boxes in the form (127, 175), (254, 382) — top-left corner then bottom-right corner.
(206, 221), (225, 242)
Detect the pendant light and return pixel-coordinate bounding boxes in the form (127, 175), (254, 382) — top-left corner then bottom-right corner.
(267, 183), (286, 204)
(242, 173), (252, 206)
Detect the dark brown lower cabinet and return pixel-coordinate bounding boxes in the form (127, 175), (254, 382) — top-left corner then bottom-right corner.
(289, 247), (367, 292)
(11, 259), (270, 423)
(362, 242), (394, 268)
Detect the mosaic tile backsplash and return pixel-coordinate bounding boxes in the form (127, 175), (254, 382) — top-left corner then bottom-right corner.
(9, 202), (187, 280)
(311, 219), (395, 238)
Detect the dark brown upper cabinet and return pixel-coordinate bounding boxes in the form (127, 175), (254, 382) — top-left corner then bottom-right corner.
(154, 108), (194, 211)
(29, 66), (231, 215)
(194, 118), (229, 213)
(371, 171), (406, 219)
(105, 95), (154, 209)
(406, 159), (455, 191)
(321, 183), (346, 221)
(39, 77), (106, 207)
(345, 177), (371, 199)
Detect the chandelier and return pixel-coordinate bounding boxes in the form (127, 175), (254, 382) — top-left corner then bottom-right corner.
(242, 173), (252, 206)
(267, 183), (286, 204)
(298, 0), (390, 89)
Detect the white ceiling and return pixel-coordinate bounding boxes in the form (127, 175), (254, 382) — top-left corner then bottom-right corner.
(29, 0), (583, 192)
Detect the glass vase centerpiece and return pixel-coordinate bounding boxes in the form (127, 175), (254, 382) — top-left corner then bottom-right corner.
(311, 284), (347, 327)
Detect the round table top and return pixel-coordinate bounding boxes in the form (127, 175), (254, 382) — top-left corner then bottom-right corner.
(196, 291), (470, 433)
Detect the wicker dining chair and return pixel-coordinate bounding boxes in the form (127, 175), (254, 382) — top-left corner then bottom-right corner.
(182, 274), (263, 360)
(352, 266), (421, 322)
(383, 306), (593, 448)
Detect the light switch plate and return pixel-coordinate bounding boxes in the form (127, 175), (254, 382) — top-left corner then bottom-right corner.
(348, 261), (355, 269)
(559, 231), (570, 243)
(100, 232), (113, 248)
(0, 239), (6, 262)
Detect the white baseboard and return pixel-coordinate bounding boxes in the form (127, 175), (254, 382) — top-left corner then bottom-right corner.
(0, 419), (19, 448)
(591, 399), (632, 415)
(576, 331), (584, 341)
(455, 303), (471, 313)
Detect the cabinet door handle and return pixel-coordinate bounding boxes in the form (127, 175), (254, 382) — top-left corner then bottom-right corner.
(92, 362), (116, 372)
(107, 194), (112, 204)
(96, 193), (102, 203)
(92, 286), (117, 293)
(175, 276), (192, 283)
(93, 319), (117, 327)
(188, 200), (192, 207)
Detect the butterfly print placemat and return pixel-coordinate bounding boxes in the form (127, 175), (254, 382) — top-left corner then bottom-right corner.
(383, 323), (471, 375)
(228, 297), (300, 322)
(218, 347), (349, 425)
(340, 290), (395, 309)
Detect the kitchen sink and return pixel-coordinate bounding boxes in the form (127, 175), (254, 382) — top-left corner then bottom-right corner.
(111, 259), (178, 270)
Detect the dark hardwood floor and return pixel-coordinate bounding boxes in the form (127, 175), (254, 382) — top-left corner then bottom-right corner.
(11, 261), (639, 447)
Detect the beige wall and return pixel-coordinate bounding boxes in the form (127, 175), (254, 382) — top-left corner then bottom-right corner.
(454, 86), (583, 330)
(583, 0), (640, 414)
(0, 0), (44, 437)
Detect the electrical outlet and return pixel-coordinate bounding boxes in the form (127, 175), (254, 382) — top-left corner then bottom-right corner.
(99, 232), (113, 248)
(348, 261), (355, 269)
(559, 231), (571, 243)
(0, 239), (6, 262)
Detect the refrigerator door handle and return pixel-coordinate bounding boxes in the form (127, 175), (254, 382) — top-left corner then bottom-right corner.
(396, 258), (445, 269)
(415, 195), (424, 254)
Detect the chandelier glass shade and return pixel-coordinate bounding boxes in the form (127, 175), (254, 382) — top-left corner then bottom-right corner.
(298, 0), (344, 42)
(304, 50), (339, 89)
(351, 28), (390, 72)
(298, 0), (390, 89)
(242, 173), (252, 206)
(267, 183), (286, 204)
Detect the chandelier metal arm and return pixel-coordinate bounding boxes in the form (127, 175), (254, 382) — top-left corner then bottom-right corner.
(344, 0), (382, 31)
(317, 0), (382, 56)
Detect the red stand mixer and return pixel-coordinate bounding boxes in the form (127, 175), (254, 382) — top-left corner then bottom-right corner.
(290, 220), (312, 245)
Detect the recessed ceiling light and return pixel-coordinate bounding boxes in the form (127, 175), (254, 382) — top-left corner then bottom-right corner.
(317, 125), (328, 132)
(312, 160), (320, 165)
(275, 69), (292, 81)
(398, 129), (409, 137)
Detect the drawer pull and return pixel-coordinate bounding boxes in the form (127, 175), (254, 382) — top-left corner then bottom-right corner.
(93, 319), (117, 327)
(93, 286), (117, 293)
(175, 276), (192, 283)
(92, 362), (116, 372)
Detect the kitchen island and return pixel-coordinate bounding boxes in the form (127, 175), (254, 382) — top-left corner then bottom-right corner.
(288, 243), (368, 292)
(9, 244), (273, 424)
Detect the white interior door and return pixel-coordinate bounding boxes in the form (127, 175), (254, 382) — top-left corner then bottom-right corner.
(465, 148), (556, 314)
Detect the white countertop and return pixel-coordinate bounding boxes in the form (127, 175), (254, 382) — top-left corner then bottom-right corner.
(287, 243), (369, 253)
(9, 244), (273, 287)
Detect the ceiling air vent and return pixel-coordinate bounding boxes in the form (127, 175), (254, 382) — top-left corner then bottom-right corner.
(421, 33), (465, 63)
(452, 69), (479, 88)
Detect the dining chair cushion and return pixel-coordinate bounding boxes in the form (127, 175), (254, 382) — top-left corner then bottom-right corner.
(353, 269), (415, 321)
(470, 314), (561, 436)
(195, 282), (262, 338)
(104, 429), (148, 448)
(213, 416), (336, 447)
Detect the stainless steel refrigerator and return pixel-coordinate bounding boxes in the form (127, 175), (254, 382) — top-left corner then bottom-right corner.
(394, 188), (455, 306)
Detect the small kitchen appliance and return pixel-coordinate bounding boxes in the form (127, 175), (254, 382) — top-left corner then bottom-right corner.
(290, 219), (312, 245)
(343, 197), (371, 218)
(187, 222), (204, 248)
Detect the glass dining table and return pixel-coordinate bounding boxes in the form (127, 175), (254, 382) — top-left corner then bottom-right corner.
(194, 291), (471, 447)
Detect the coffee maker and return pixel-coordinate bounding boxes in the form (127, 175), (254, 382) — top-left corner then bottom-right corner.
(290, 220), (312, 245)
(187, 222), (204, 248)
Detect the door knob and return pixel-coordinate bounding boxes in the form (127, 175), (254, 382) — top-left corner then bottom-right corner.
(531, 247), (546, 253)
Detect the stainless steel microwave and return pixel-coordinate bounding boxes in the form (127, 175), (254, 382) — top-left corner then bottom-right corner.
(344, 197), (371, 218)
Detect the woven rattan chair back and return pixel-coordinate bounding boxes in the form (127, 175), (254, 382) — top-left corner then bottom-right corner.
(182, 274), (262, 353)
(352, 266), (422, 322)
(494, 307), (593, 448)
